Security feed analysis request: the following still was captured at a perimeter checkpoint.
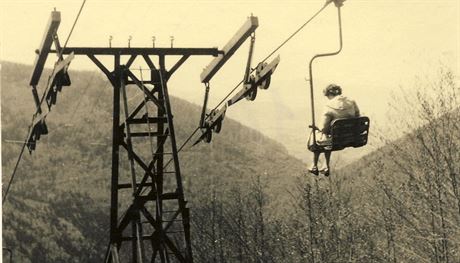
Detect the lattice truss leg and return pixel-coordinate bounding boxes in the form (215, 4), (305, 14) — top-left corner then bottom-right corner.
(92, 54), (193, 263)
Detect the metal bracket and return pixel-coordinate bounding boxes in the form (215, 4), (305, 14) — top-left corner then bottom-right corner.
(227, 55), (280, 106)
(243, 33), (256, 84)
(26, 52), (75, 153)
(199, 83), (211, 128)
(200, 15), (258, 83)
(30, 10), (61, 86)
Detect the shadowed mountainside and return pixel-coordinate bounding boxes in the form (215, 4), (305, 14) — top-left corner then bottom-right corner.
(1, 61), (305, 262)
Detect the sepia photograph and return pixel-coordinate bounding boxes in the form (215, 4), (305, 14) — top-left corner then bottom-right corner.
(1, 0), (459, 262)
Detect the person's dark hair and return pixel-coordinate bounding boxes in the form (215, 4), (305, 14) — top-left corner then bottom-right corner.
(323, 84), (342, 96)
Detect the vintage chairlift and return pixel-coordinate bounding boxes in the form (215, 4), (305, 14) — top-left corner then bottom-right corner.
(307, 0), (370, 153)
(6, 1), (370, 261)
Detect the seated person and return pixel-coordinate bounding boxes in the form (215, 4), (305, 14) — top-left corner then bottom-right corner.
(308, 84), (360, 176)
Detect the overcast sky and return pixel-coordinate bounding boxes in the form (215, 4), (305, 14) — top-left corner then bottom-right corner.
(1, 0), (459, 160)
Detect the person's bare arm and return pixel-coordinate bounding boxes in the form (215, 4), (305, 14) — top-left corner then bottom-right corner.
(321, 112), (333, 134)
(354, 101), (360, 117)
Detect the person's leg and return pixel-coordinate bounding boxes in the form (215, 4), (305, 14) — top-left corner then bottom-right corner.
(314, 151), (320, 167)
(308, 151), (320, 175)
(322, 150), (332, 176)
(324, 151), (331, 169)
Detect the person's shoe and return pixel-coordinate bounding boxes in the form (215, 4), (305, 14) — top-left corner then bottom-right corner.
(308, 166), (319, 176)
(320, 167), (330, 177)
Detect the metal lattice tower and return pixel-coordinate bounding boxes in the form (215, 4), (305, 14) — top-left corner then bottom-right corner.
(26, 9), (278, 263)
(26, 10), (221, 261)
(77, 50), (220, 263)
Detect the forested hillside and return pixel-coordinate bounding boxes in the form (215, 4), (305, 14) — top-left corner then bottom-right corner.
(2, 62), (459, 262)
(1, 61), (305, 262)
(335, 71), (460, 262)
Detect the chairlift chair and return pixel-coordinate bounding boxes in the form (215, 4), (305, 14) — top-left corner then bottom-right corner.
(307, 0), (370, 153)
(329, 116), (369, 151)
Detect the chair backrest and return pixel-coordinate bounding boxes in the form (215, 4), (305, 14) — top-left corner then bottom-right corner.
(330, 116), (370, 151)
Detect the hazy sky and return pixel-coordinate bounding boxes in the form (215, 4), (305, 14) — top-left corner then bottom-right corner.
(1, 0), (459, 160)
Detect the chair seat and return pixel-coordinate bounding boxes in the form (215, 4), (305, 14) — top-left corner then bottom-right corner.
(330, 116), (370, 151)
